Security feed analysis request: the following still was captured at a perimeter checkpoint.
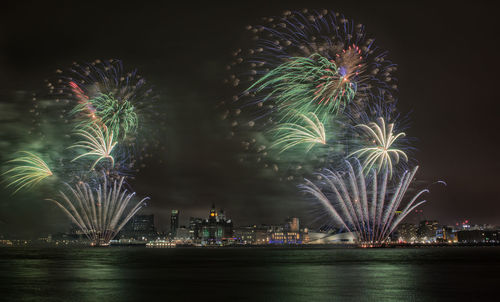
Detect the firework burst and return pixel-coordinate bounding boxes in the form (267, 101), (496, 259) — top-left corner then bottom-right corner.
(225, 9), (397, 116)
(271, 112), (326, 153)
(300, 160), (428, 244)
(348, 117), (407, 178)
(47, 176), (148, 246)
(71, 93), (138, 139)
(248, 54), (356, 123)
(2, 151), (53, 194)
(70, 123), (117, 170)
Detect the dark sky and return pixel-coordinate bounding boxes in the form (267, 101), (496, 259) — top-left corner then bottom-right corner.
(1, 1), (499, 236)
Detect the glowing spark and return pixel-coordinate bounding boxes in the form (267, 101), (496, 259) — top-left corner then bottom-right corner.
(2, 152), (53, 194)
(70, 123), (117, 170)
(349, 117), (407, 178)
(47, 176), (148, 246)
(271, 112), (326, 153)
(300, 160), (428, 244)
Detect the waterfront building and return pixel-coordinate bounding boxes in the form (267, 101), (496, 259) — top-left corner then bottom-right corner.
(119, 214), (156, 240)
(417, 220), (439, 242)
(170, 210), (179, 238)
(175, 226), (191, 241)
(436, 226), (455, 242)
(233, 226), (257, 244)
(201, 204), (233, 246)
(189, 217), (204, 242)
(306, 231), (357, 244)
(456, 230), (499, 243)
(268, 219), (303, 244)
(396, 223), (418, 243)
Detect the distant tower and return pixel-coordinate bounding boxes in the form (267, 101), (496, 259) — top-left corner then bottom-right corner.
(287, 217), (300, 232)
(171, 210), (179, 237)
(209, 203), (217, 221)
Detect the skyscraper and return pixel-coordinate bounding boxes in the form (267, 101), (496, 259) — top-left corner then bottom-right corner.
(170, 210), (179, 238)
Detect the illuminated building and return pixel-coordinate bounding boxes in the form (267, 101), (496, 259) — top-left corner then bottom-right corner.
(396, 223), (418, 243)
(189, 217), (204, 241)
(306, 231), (357, 244)
(201, 204), (233, 246)
(417, 220), (439, 242)
(436, 226), (455, 242)
(268, 219), (303, 244)
(234, 226), (256, 244)
(170, 210), (179, 238)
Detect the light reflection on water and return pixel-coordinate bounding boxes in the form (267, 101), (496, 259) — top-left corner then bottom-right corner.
(0, 247), (499, 301)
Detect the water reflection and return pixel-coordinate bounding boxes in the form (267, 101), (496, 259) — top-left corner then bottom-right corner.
(0, 247), (499, 301)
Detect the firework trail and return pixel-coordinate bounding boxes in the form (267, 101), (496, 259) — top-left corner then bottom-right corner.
(47, 176), (149, 246)
(300, 160), (428, 244)
(2, 151), (53, 194)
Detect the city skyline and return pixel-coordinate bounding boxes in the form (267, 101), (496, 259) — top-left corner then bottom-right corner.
(1, 2), (499, 238)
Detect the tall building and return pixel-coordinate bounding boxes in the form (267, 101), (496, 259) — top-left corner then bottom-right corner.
(189, 217), (204, 241)
(170, 210), (179, 238)
(119, 214), (156, 239)
(201, 204), (233, 246)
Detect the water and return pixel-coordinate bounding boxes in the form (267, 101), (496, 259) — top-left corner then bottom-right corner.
(0, 246), (499, 301)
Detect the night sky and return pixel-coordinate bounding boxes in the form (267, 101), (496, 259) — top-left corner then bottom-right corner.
(1, 1), (498, 236)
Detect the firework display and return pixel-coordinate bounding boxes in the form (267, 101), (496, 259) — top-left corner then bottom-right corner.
(2, 59), (158, 245)
(223, 9), (439, 244)
(33, 59), (164, 173)
(224, 9), (400, 179)
(47, 176), (148, 246)
(300, 160), (428, 243)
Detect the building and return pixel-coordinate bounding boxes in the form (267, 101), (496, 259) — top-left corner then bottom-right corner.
(268, 219), (302, 244)
(189, 217), (204, 242)
(233, 226), (256, 244)
(436, 226), (456, 242)
(306, 231), (357, 244)
(175, 226), (191, 241)
(457, 230), (499, 243)
(286, 217), (300, 232)
(201, 204), (233, 246)
(170, 210), (179, 238)
(417, 220), (439, 242)
(119, 214), (156, 240)
(396, 223), (418, 243)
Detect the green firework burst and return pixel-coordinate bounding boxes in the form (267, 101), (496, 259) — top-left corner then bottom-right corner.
(71, 93), (138, 139)
(248, 53), (357, 123)
(2, 151), (53, 194)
